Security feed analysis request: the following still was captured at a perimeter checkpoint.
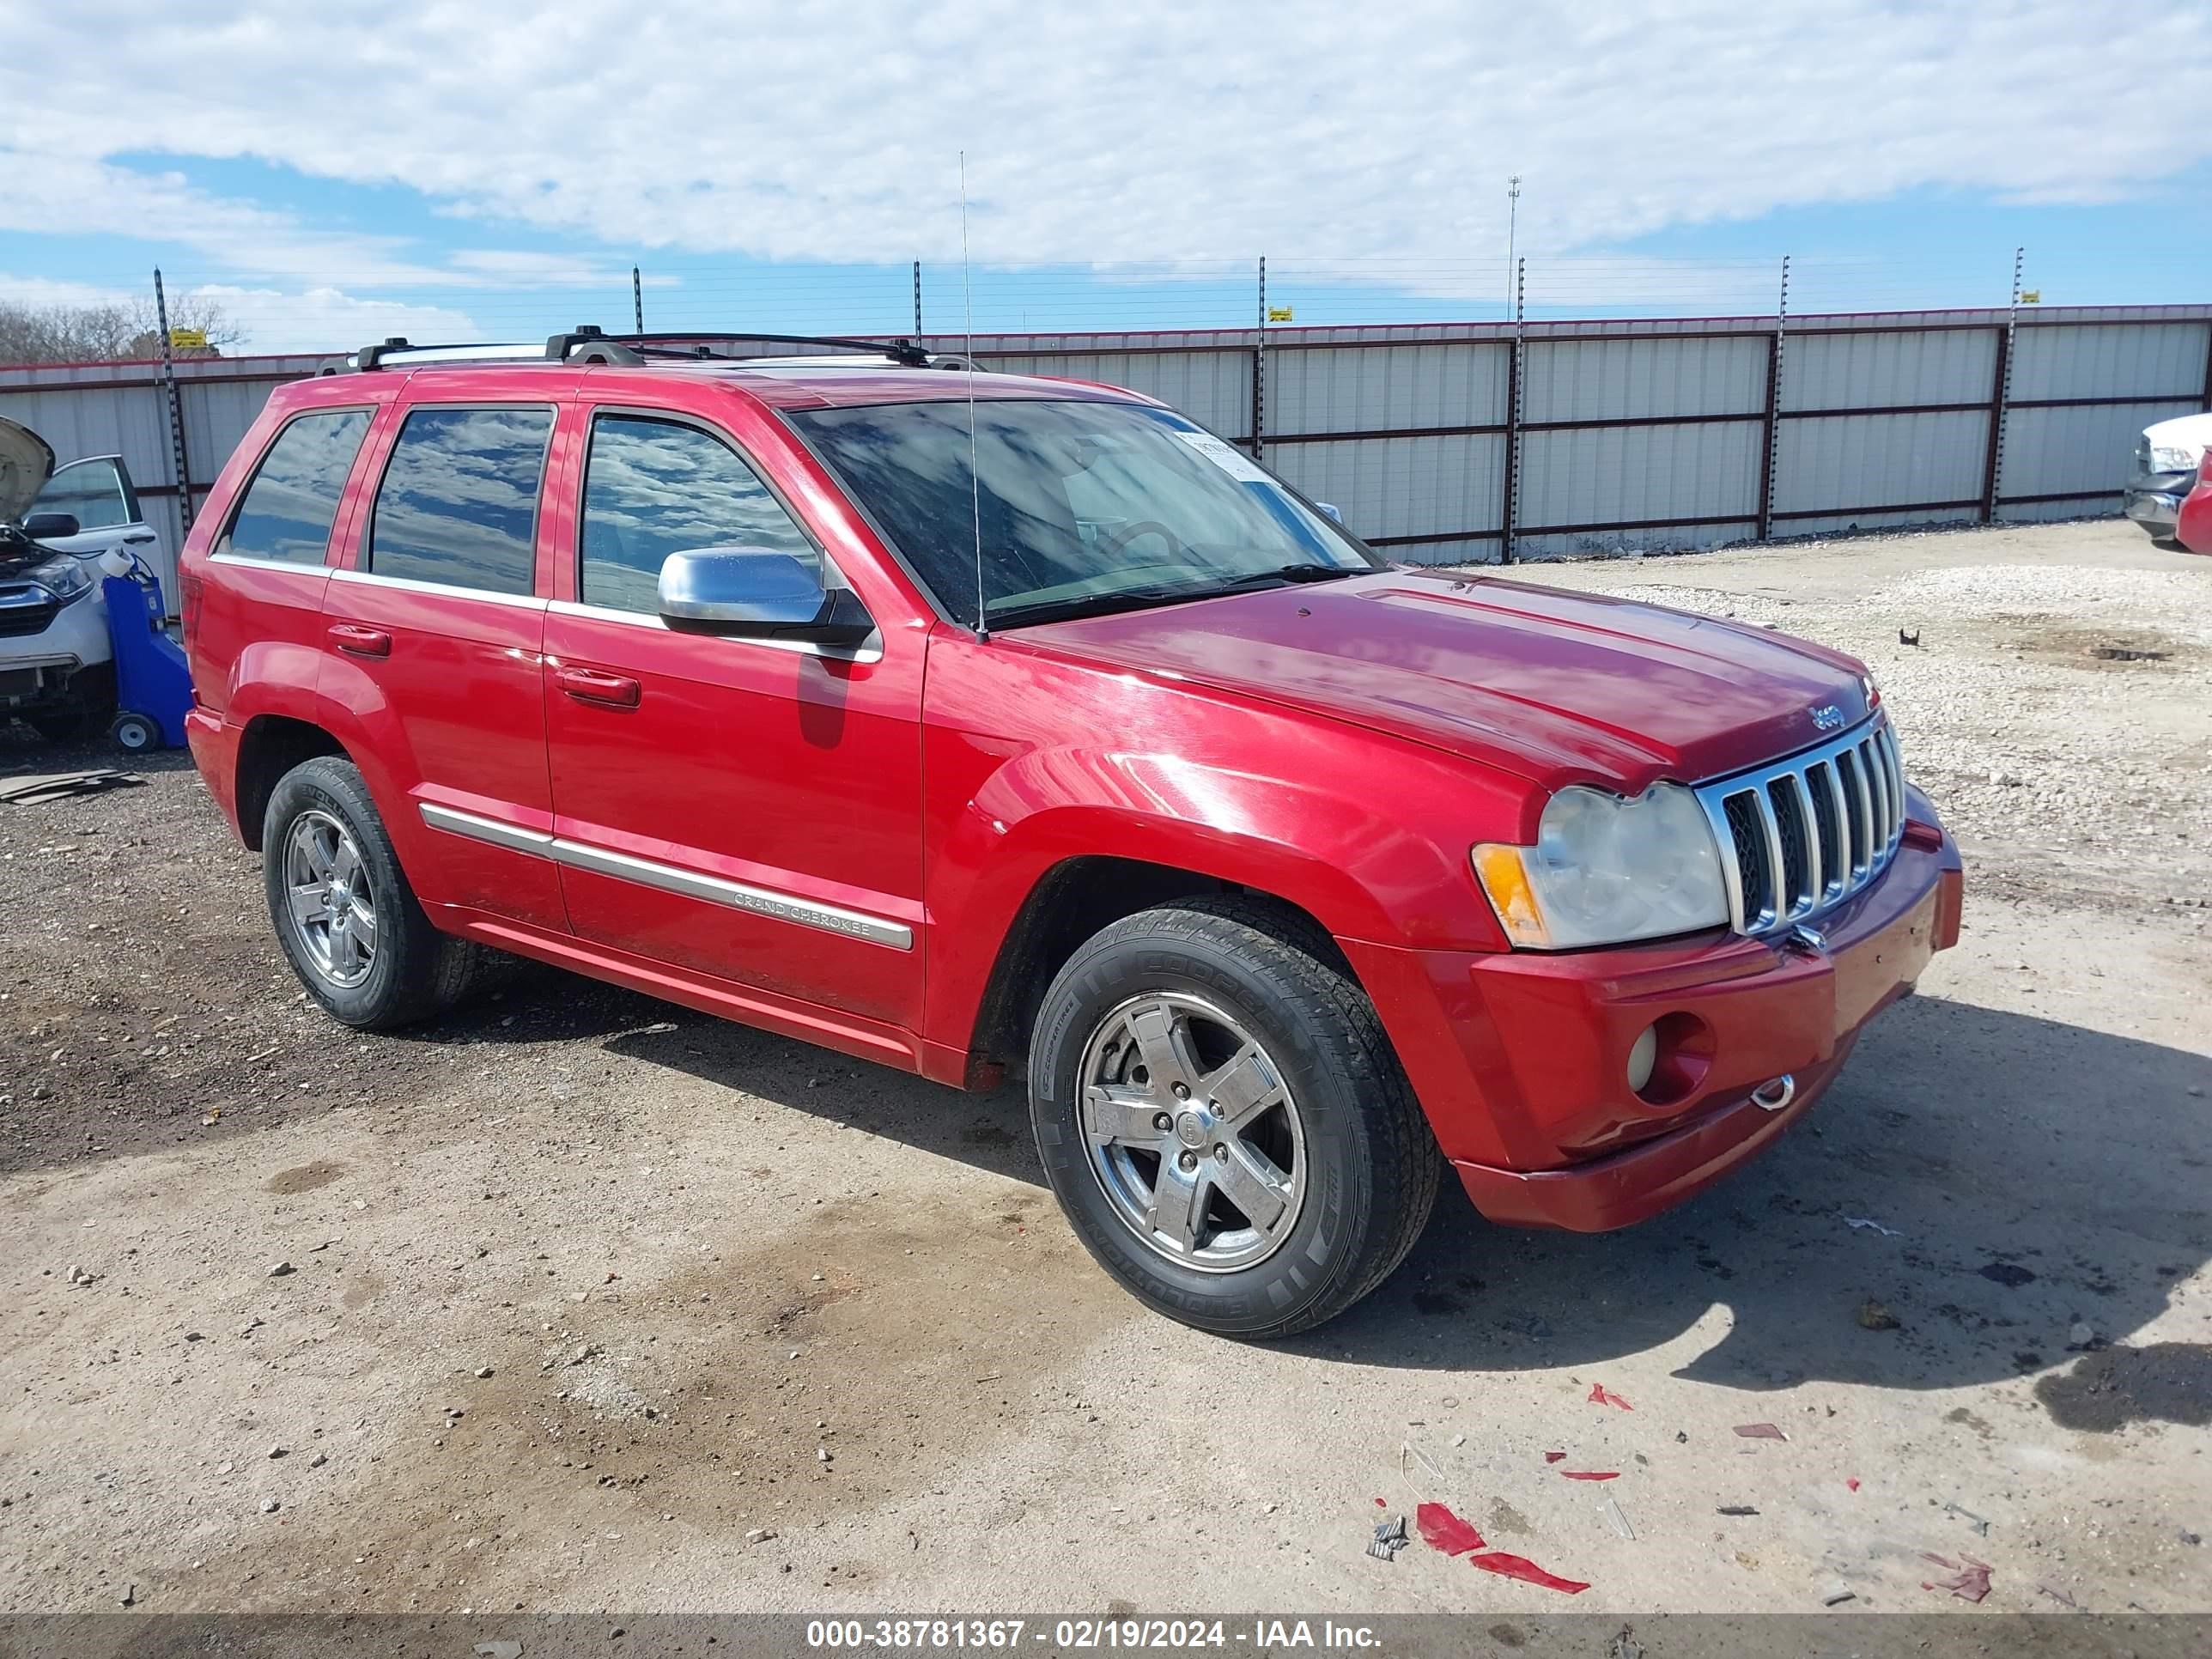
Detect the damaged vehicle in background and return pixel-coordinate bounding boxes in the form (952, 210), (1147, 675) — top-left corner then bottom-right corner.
(2124, 411), (2212, 544)
(0, 415), (168, 740)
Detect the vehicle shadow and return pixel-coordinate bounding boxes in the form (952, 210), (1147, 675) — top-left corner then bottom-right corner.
(410, 965), (2211, 1413)
(1299, 992), (2212, 1415)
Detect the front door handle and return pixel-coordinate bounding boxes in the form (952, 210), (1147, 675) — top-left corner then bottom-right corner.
(556, 665), (641, 708)
(328, 623), (392, 658)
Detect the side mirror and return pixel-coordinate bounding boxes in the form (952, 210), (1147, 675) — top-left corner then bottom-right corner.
(1313, 501), (1344, 526)
(23, 512), (79, 540)
(658, 548), (874, 647)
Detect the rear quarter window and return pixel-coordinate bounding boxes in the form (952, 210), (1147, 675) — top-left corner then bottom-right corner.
(218, 410), (373, 565)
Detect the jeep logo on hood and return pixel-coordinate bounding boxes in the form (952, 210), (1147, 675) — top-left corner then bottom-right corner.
(1809, 702), (1847, 732)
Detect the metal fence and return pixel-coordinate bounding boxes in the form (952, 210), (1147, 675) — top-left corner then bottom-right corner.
(3, 301), (2207, 604)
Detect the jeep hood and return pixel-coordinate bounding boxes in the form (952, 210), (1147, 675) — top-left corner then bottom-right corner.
(0, 416), (55, 525)
(1020, 570), (1873, 793)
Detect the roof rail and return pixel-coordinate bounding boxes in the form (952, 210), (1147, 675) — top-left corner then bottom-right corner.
(589, 331), (935, 368)
(318, 326), (957, 375)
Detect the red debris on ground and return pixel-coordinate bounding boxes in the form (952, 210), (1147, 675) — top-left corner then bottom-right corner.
(1415, 1502), (1486, 1558)
(1416, 1501), (1589, 1594)
(1468, 1551), (1592, 1595)
(1921, 1553), (1994, 1604)
(1375, 1497), (1389, 1509)
(1732, 1422), (1788, 1441)
(1846, 1478), (1861, 1492)
(1587, 1383), (1633, 1410)
(1559, 1470), (1620, 1481)
(1543, 1450), (1567, 1463)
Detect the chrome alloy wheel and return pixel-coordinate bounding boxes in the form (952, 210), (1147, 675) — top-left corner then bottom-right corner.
(283, 809), (379, 989)
(1077, 991), (1307, 1273)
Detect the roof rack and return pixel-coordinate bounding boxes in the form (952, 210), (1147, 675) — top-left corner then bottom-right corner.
(319, 325), (952, 375)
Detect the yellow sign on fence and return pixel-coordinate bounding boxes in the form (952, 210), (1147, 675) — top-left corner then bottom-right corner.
(168, 327), (208, 350)
(2017, 290), (2040, 305)
(1266, 306), (1294, 322)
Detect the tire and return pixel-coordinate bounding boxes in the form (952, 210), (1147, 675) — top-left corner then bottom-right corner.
(110, 711), (159, 752)
(261, 755), (491, 1030)
(1029, 895), (1440, 1338)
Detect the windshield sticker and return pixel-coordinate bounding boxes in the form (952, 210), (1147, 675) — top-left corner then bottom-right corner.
(1171, 429), (1273, 485)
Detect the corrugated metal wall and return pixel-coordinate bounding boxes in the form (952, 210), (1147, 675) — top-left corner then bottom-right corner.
(0, 356), (323, 598)
(2, 307), (2205, 600)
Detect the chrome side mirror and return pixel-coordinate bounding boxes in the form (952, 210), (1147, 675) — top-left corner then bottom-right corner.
(658, 548), (873, 646)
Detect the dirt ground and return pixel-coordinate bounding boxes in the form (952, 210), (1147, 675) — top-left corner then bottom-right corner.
(0, 517), (2207, 1620)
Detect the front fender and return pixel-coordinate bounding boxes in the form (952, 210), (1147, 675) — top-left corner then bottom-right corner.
(921, 730), (1521, 1056)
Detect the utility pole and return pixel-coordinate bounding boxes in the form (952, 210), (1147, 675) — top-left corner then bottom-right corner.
(152, 268), (194, 534)
(632, 265), (644, 334)
(914, 259), (923, 340)
(1253, 254), (1267, 461)
(1504, 175), (1522, 319)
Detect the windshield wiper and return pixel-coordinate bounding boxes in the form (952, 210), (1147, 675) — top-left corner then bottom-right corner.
(1197, 562), (1362, 593)
(986, 564), (1361, 629)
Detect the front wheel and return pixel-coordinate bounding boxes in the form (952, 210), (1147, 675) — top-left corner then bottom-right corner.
(1029, 896), (1440, 1338)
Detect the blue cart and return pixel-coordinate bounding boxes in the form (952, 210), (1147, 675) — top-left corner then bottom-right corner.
(101, 559), (193, 753)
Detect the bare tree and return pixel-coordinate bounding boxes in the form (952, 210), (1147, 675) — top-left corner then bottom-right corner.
(0, 293), (246, 366)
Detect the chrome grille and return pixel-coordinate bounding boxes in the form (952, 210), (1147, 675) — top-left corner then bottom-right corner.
(1694, 716), (1906, 935)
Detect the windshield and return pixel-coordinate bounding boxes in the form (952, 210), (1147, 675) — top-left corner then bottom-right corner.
(787, 398), (1376, 626)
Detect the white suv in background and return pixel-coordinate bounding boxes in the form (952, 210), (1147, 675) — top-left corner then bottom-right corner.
(0, 415), (167, 741)
(2124, 411), (2212, 544)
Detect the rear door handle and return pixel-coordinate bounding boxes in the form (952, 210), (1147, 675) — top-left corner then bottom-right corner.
(556, 665), (641, 708)
(327, 623), (392, 658)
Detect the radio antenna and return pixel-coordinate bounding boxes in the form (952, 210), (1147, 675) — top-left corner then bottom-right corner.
(961, 151), (987, 640)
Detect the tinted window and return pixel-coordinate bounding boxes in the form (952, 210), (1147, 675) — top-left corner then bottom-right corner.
(218, 411), (370, 564)
(580, 415), (817, 613)
(35, 459), (133, 532)
(368, 407), (553, 595)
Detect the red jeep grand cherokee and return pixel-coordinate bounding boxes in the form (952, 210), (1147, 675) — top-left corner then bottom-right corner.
(179, 328), (1963, 1336)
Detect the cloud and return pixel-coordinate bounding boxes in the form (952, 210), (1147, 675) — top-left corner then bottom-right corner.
(184, 286), (480, 355)
(3, 0), (2209, 283)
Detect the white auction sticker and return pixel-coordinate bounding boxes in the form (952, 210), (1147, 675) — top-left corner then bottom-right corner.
(1171, 429), (1273, 484)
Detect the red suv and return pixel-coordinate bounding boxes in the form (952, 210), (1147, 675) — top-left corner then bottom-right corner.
(179, 328), (1963, 1336)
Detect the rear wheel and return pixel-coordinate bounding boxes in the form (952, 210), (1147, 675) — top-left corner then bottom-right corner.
(262, 755), (490, 1030)
(1029, 896), (1440, 1338)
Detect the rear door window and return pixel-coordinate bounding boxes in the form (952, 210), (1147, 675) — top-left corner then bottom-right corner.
(367, 406), (555, 596)
(218, 410), (372, 565)
(579, 414), (818, 613)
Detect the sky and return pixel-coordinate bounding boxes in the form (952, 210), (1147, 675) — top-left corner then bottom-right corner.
(3, 1), (2209, 356)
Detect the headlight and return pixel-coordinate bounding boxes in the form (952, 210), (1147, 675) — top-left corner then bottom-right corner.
(1472, 783), (1729, 949)
(30, 554), (93, 605)
(2148, 444), (2202, 473)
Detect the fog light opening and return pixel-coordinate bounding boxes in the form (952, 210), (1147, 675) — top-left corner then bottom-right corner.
(1632, 1011), (1715, 1107)
(1626, 1024), (1659, 1095)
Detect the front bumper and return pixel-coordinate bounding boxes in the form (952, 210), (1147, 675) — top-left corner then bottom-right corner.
(1343, 793), (1962, 1232)
(2114, 484), (2185, 535)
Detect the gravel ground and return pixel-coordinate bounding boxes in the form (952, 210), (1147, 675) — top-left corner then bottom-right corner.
(0, 517), (2206, 1621)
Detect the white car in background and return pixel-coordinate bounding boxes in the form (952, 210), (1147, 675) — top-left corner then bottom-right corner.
(0, 415), (167, 741)
(2124, 411), (2212, 544)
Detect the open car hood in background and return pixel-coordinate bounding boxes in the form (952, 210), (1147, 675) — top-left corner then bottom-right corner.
(0, 416), (56, 525)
